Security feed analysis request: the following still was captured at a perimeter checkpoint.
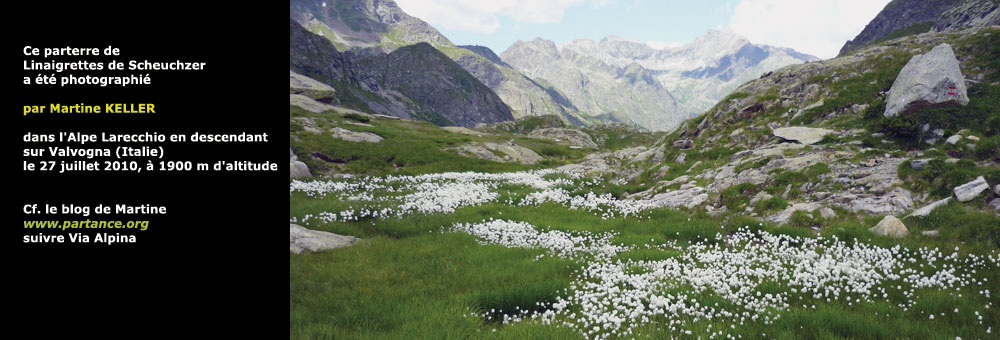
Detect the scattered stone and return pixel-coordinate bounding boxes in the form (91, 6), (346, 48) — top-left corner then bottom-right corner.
(749, 192), (774, 207)
(672, 139), (694, 149)
(922, 230), (940, 237)
(945, 135), (962, 145)
(767, 202), (822, 225)
(925, 129), (945, 144)
(988, 198), (1000, 211)
(966, 135), (980, 142)
(664, 175), (690, 187)
(442, 126), (484, 136)
(653, 165), (671, 181)
(290, 148), (311, 178)
(675, 153), (687, 163)
(686, 161), (702, 173)
(994, 184), (999, 196)
(945, 158), (960, 164)
(529, 128), (598, 148)
(909, 158), (932, 170)
(771, 126), (834, 145)
(448, 142), (543, 165)
(331, 127), (383, 143)
(954, 176), (989, 202)
(290, 224), (358, 253)
(820, 207), (837, 219)
(869, 215), (909, 238)
(648, 186), (708, 209)
(631, 145), (666, 164)
(884, 43), (969, 117)
(908, 197), (951, 217)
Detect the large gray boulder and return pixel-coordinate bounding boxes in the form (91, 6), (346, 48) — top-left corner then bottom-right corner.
(870, 215), (908, 238)
(289, 224), (358, 253)
(954, 176), (989, 202)
(289, 148), (311, 178)
(772, 127), (834, 145)
(884, 44), (969, 117)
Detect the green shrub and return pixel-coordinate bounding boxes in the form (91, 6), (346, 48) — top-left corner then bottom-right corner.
(720, 183), (758, 208)
(755, 196), (788, 213)
(973, 135), (999, 161)
(343, 112), (370, 123)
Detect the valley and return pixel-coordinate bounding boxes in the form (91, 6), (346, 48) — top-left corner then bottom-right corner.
(289, 1), (1000, 339)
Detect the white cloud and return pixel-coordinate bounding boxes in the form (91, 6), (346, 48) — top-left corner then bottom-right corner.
(394, 0), (597, 34)
(728, 0), (891, 59)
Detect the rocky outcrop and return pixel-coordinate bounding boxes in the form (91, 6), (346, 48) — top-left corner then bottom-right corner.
(447, 143), (543, 165)
(648, 184), (709, 209)
(767, 202), (823, 225)
(290, 224), (358, 253)
(870, 215), (909, 238)
(933, 0), (1000, 32)
(772, 127), (834, 145)
(331, 127), (382, 143)
(884, 43), (969, 117)
(289, 19), (514, 127)
(529, 128), (598, 148)
(954, 176), (989, 202)
(292, 0), (583, 125)
(290, 69), (337, 104)
(839, 0), (961, 56)
(290, 0), (451, 51)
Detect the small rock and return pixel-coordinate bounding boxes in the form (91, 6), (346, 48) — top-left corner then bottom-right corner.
(672, 139), (694, 149)
(653, 165), (671, 181)
(953, 176), (989, 202)
(331, 127), (382, 143)
(290, 224), (358, 253)
(772, 126), (835, 145)
(675, 153), (687, 163)
(910, 158), (932, 170)
(922, 230), (940, 237)
(820, 207), (836, 219)
(988, 198), (1000, 211)
(945, 135), (962, 145)
(945, 158), (960, 164)
(686, 161), (702, 173)
(908, 197), (951, 217)
(966, 135), (980, 142)
(869, 215), (908, 238)
(995, 184), (1000, 196)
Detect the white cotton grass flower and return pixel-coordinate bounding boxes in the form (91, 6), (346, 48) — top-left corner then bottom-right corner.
(291, 170), (999, 339)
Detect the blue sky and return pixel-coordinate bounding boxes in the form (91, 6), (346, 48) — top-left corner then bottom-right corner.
(394, 0), (891, 59)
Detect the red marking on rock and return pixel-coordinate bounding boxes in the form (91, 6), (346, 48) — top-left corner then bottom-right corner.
(948, 92), (956, 96)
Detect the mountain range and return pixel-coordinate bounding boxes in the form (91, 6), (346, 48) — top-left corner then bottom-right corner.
(840, 0), (999, 56)
(290, 0), (818, 131)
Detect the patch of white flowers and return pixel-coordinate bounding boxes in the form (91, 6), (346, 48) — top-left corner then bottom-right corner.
(291, 170), (670, 224)
(453, 221), (998, 340)
(450, 219), (627, 260)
